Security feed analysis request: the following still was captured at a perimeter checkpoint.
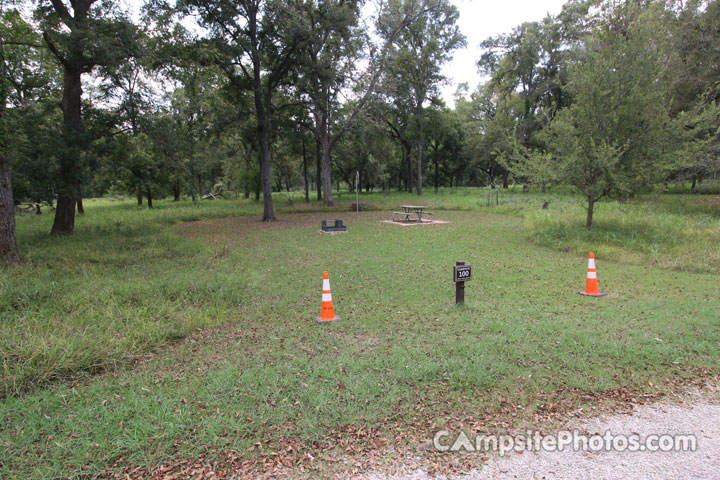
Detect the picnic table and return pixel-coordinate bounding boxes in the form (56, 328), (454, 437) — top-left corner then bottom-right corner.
(392, 205), (434, 223)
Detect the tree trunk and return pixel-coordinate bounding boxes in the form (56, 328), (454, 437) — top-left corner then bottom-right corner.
(302, 137), (309, 203)
(321, 147), (333, 206)
(51, 69), (83, 235)
(76, 195), (84, 215)
(502, 171), (509, 189)
(51, 196), (77, 235)
(315, 137), (322, 201)
(434, 155), (439, 194)
(136, 184), (143, 206)
(146, 188), (153, 209)
(257, 98), (275, 221)
(173, 179), (181, 201)
(243, 147), (251, 199)
(416, 136), (423, 196)
(316, 111), (334, 207)
(406, 143), (413, 193)
(0, 157), (20, 266)
(541, 182), (546, 193)
(244, 6), (275, 221)
(586, 196), (595, 230)
(416, 104), (423, 196)
(0, 33), (19, 265)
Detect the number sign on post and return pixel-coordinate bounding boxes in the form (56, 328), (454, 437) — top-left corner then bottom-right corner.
(453, 261), (472, 304)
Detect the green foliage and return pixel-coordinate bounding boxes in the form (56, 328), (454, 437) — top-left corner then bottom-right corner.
(0, 7), (60, 106)
(6, 101), (63, 203)
(381, 0), (465, 194)
(2, 3), (62, 204)
(35, 0), (140, 73)
(424, 105), (465, 188)
(4, 0), (720, 227)
(384, 0), (465, 105)
(540, 4), (700, 227)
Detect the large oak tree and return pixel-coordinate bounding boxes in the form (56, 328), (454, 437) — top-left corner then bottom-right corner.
(37, 0), (137, 234)
(176, 0), (305, 221)
(295, 0), (419, 206)
(0, 20), (19, 265)
(383, 0), (464, 196)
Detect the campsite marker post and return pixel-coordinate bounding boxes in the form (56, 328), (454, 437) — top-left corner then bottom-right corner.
(453, 261), (472, 305)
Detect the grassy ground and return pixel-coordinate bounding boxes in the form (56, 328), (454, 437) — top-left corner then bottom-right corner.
(1, 189), (720, 478)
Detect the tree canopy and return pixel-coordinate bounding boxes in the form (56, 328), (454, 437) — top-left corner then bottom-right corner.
(2, 0), (720, 264)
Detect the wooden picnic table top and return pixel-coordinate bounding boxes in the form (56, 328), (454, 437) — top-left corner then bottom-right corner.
(399, 205), (429, 210)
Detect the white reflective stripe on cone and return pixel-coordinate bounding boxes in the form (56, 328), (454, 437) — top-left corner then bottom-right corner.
(322, 293), (333, 302)
(588, 259), (596, 269)
(587, 271), (597, 279)
(323, 279), (331, 291)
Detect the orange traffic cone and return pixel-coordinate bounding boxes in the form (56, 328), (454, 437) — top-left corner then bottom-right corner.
(578, 252), (607, 297)
(316, 271), (341, 322)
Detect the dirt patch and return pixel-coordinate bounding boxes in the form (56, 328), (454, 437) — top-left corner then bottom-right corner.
(177, 212), (389, 240)
(380, 220), (451, 226)
(693, 196), (720, 207)
(177, 213), (328, 238)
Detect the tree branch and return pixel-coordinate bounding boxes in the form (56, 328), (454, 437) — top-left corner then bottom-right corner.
(50, 0), (74, 24)
(386, 119), (404, 141)
(329, 7), (421, 149)
(4, 41), (45, 49)
(42, 32), (68, 67)
(273, 100), (309, 113)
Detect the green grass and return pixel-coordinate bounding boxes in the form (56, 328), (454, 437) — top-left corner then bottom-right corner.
(1, 189), (720, 478)
(1, 198), (257, 398)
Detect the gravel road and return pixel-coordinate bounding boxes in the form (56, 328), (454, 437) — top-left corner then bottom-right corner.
(365, 395), (720, 480)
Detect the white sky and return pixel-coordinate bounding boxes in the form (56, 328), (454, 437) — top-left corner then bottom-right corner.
(441, 0), (568, 106)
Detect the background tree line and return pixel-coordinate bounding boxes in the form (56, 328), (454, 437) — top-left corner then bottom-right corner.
(2, 0), (719, 265)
